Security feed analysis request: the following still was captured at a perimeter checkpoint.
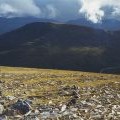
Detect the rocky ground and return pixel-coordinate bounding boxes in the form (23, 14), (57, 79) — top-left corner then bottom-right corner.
(0, 67), (120, 120)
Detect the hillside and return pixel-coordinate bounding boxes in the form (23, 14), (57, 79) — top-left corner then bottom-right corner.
(0, 66), (120, 119)
(0, 22), (120, 73)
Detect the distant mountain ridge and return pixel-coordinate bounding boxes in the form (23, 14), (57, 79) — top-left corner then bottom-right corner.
(0, 17), (56, 35)
(67, 18), (120, 31)
(0, 17), (120, 35)
(0, 22), (120, 73)
(1, 17), (120, 36)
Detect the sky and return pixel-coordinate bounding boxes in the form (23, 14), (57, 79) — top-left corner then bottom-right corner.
(0, 0), (120, 23)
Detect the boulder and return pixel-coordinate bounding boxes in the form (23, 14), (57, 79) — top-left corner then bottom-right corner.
(11, 99), (32, 114)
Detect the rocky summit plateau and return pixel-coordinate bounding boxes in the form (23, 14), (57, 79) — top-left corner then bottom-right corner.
(0, 66), (120, 120)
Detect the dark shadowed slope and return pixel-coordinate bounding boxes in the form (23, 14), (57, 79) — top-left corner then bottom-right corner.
(0, 22), (120, 73)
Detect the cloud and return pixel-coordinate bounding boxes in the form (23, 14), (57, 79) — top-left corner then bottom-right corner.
(78, 0), (120, 23)
(37, 0), (80, 20)
(0, 0), (120, 22)
(0, 0), (41, 17)
(46, 4), (56, 18)
(0, 0), (58, 19)
(0, 0), (79, 20)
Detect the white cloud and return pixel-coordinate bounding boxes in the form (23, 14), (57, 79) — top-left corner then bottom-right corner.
(0, 0), (120, 22)
(0, 0), (58, 18)
(46, 5), (56, 18)
(0, 0), (41, 17)
(78, 0), (120, 23)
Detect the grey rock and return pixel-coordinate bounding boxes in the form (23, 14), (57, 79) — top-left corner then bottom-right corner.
(11, 99), (32, 114)
(6, 96), (16, 101)
(91, 115), (104, 120)
(0, 104), (4, 115)
(61, 104), (66, 112)
(0, 100), (5, 105)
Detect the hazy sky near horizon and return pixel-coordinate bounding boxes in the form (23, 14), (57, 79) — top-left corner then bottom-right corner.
(0, 0), (120, 23)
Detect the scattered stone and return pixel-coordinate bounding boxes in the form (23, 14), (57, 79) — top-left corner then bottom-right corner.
(61, 104), (66, 112)
(0, 75), (120, 120)
(14, 115), (23, 119)
(0, 100), (5, 105)
(11, 99), (32, 114)
(0, 104), (4, 115)
(6, 96), (16, 101)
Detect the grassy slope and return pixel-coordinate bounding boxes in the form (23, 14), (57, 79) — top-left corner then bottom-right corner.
(0, 66), (120, 105)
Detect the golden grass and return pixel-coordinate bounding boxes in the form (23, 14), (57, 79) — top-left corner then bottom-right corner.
(0, 66), (120, 104)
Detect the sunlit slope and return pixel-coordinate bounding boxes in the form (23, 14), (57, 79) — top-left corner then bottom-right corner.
(0, 66), (120, 104)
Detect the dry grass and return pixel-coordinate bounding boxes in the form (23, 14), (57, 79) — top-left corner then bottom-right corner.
(0, 66), (120, 105)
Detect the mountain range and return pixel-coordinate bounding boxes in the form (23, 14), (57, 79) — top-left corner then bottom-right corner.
(67, 18), (120, 31)
(0, 22), (120, 73)
(0, 17), (56, 35)
(0, 17), (120, 35)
